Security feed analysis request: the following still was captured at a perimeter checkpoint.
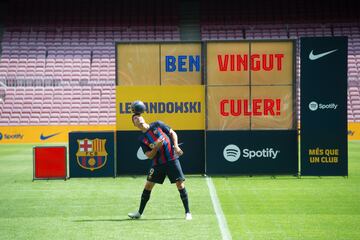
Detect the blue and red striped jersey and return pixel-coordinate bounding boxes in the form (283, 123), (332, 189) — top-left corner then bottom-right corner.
(139, 121), (177, 166)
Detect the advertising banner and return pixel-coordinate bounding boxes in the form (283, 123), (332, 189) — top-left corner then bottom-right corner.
(0, 125), (115, 144)
(116, 43), (160, 85)
(160, 43), (202, 85)
(206, 41), (293, 86)
(250, 41), (293, 85)
(116, 130), (204, 175)
(116, 85), (205, 131)
(206, 130), (298, 175)
(116, 42), (202, 86)
(300, 37), (348, 176)
(207, 86), (251, 130)
(116, 42), (204, 175)
(205, 40), (295, 131)
(69, 131), (115, 178)
(115, 41), (297, 176)
(207, 42), (250, 86)
(251, 86), (294, 129)
(207, 85), (294, 130)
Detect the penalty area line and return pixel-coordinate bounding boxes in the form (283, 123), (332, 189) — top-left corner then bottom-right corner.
(206, 176), (233, 240)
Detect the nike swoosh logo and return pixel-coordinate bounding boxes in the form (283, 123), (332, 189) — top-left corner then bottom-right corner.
(309, 49), (338, 60)
(40, 132), (61, 140)
(137, 147), (148, 160)
(136, 142), (184, 160)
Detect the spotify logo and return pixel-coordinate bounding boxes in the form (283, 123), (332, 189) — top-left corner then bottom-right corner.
(309, 101), (318, 111)
(223, 144), (241, 162)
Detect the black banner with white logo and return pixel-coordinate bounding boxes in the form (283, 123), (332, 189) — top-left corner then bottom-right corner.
(206, 130), (298, 175)
(300, 37), (348, 176)
(116, 130), (205, 175)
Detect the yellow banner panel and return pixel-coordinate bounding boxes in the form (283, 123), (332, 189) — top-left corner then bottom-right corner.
(160, 43), (202, 85)
(207, 42), (250, 86)
(348, 122), (360, 140)
(116, 85), (205, 130)
(251, 86), (294, 129)
(207, 86), (250, 130)
(0, 125), (115, 144)
(251, 41), (294, 85)
(117, 44), (160, 85)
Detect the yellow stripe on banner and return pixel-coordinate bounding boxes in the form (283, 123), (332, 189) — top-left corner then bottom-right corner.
(0, 125), (115, 144)
(116, 85), (205, 131)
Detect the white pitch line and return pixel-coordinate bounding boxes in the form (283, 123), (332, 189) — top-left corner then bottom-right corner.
(206, 176), (233, 240)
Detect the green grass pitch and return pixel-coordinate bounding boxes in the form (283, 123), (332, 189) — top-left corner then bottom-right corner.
(0, 142), (359, 240)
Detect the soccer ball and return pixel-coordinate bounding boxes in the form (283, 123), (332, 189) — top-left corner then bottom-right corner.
(131, 100), (146, 114)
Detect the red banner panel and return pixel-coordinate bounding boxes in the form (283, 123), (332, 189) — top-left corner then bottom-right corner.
(34, 147), (67, 179)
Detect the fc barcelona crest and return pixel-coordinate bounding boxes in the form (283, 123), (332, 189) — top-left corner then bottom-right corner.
(76, 138), (108, 171)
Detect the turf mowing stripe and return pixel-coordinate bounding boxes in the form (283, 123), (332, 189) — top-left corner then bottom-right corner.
(206, 177), (233, 240)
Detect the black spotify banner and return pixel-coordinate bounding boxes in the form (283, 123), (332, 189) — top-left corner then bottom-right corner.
(116, 130), (205, 175)
(206, 130), (298, 175)
(300, 37), (348, 176)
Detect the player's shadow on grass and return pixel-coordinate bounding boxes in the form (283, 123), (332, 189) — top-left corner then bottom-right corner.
(73, 217), (183, 222)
